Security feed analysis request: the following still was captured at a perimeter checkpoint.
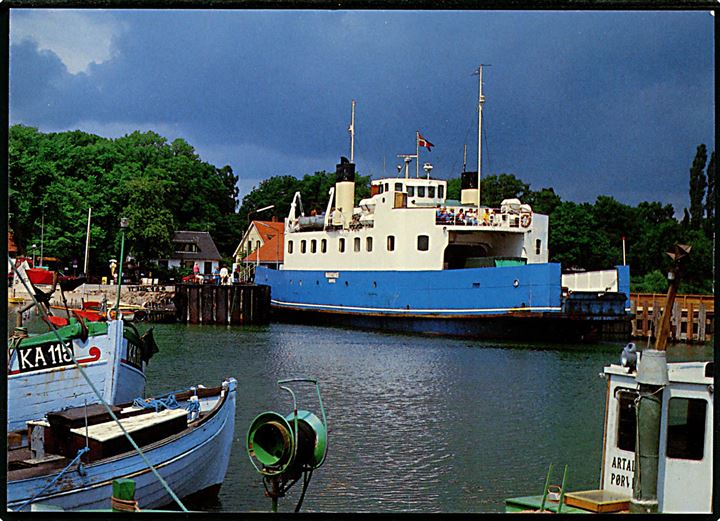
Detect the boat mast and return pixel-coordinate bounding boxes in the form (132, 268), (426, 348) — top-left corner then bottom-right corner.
(83, 207), (92, 276)
(39, 203), (45, 267)
(349, 100), (356, 163)
(473, 64), (489, 210)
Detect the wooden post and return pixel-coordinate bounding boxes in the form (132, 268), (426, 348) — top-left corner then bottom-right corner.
(112, 478), (138, 512)
(687, 302), (694, 342)
(188, 286), (200, 324)
(216, 286), (228, 325)
(631, 298), (638, 337)
(672, 302), (681, 342)
(698, 304), (707, 342)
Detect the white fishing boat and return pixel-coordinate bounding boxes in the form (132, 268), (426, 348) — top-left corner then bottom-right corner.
(8, 378), (237, 511)
(7, 317), (158, 432)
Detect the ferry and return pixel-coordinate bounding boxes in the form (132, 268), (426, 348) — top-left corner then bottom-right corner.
(256, 67), (632, 342)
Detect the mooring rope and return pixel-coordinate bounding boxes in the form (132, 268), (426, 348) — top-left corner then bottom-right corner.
(8, 257), (189, 512)
(16, 447), (90, 511)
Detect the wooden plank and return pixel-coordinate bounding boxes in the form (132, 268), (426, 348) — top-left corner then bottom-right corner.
(69, 408), (187, 443)
(698, 304), (707, 342)
(687, 302), (694, 341)
(673, 302), (681, 340)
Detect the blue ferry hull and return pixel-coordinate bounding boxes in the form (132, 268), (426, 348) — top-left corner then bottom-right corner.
(256, 263), (632, 342)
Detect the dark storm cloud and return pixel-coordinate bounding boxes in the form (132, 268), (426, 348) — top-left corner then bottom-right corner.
(9, 10), (714, 210)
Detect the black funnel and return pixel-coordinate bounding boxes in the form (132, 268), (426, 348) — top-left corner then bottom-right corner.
(335, 157), (355, 183)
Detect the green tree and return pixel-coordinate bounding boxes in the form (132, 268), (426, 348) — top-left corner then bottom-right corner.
(548, 202), (615, 270)
(688, 144), (707, 229)
(525, 187), (562, 215)
(705, 150), (715, 236)
(480, 173), (530, 208)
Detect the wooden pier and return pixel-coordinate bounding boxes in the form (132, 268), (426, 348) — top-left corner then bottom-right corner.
(630, 293), (714, 343)
(173, 284), (271, 325)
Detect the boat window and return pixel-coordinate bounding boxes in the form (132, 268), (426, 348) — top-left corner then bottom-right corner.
(378, 184), (384, 194)
(417, 186), (426, 198)
(438, 185), (445, 198)
(616, 390), (637, 452)
(384, 183), (389, 192)
(339, 238), (345, 253)
(354, 237), (361, 252)
(300, 240), (307, 254)
(310, 239), (317, 254)
(321, 239), (327, 253)
(428, 186), (436, 198)
(666, 397), (707, 460)
(387, 235), (395, 251)
(417, 235), (429, 251)
(536, 239), (542, 255)
(395, 182), (403, 192)
(366, 237), (373, 252)
(288, 241), (294, 254)
(407, 186), (415, 197)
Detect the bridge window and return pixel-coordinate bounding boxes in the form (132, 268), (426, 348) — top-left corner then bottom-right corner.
(666, 397), (707, 460)
(616, 390), (637, 452)
(288, 240), (294, 254)
(339, 238), (345, 253)
(428, 186), (436, 198)
(354, 237), (361, 252)
(387, 235), (395, 251)
(366, 237), (373, 252)
(310, 239), (317, 253)
(395, 182), (403, 191)
(300, 240), (307, 254)
(417, 186), (426, 197)
(321, 239), (327, 253)
(417, 235), (429, 251)
(438, 185), (445, 198)
(407, 186), (415, 197)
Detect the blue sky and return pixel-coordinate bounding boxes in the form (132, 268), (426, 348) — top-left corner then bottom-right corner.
(9, 9), (715, 214)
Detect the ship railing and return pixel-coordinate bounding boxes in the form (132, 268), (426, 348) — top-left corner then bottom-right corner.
(435, 207), (530, 229)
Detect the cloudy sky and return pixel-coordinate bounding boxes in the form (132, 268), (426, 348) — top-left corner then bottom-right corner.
(9, 9), (715, 214)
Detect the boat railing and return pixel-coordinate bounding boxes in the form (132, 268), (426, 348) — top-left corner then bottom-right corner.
(435, 206), (531, 229)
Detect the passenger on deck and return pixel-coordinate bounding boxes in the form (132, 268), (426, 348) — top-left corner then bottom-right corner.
(456, 209), (466, 225)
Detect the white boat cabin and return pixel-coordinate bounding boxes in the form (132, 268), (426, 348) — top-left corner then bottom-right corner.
(601, 359), (713, 513)
(281, 158), (549, 272)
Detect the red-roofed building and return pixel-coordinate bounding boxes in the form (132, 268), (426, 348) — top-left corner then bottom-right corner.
(8, 232), (18, 258)
(233, 220), (284, 269)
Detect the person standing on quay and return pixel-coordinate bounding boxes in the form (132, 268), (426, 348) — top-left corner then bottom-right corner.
(220, 265), (229, 285)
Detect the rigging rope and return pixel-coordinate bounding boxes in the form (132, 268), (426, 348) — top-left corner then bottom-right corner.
(16, 447), (90, 511)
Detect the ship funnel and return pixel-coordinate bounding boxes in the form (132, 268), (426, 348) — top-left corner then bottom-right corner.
(334, 157), (356, 228)
(460, 171), (480, 205)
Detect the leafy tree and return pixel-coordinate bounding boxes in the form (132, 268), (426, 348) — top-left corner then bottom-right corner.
(480, 173), (530, 208)
(705, 151), (715, 236)
(525, 187), (562, 216)
(548, 202), (615, 270)
(688, 144), (707, 229)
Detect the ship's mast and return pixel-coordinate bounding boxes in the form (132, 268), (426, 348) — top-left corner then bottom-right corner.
(349, 100), (356, 162)
(473, 64), (489, 210)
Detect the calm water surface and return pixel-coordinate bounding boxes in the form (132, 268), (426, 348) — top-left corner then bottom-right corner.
(9, 308), (712, 513)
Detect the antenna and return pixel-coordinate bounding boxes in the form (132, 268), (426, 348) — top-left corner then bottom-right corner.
(348, 100), (356, 162)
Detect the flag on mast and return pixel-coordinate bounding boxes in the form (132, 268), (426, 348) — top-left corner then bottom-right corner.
(417, 132), (434, 151)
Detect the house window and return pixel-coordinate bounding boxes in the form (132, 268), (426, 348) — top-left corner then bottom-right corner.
(311, 239), (317, 254)
(407, 186), (415, 197)
(536, 239), (542, 255)
(387, 235), (395, 251)
(354, 237), (361, 252)
(616, 390), (637, 452)
(438, 185), (445, 198)
(339, 238), (345, 253)
(428, 186), (436, 198)
(417, 186), (426, 197)
(417, 235), (429, 251)
(666, 397), (707, 460)
(204, 261), (212, 274)
(301, 240), (307, 254)
(321, 239), (327, 253)
(288, 240), (294, 254)
(366, 237), (373, 252)
(256, 240), (261, 251)
(395, 182), (403, 191)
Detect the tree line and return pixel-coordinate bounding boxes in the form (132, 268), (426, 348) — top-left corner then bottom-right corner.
(8, 125), (714, 293)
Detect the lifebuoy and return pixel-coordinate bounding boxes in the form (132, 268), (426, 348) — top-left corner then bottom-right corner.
(520, 213), (532, 228)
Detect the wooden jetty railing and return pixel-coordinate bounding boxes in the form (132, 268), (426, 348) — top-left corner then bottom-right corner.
(630, 293), (714, 343)
(174, 284), (271, 325)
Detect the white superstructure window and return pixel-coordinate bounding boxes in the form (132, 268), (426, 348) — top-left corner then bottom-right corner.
(354, 237), (361, 252)
(387, 235), (395, 251)
(288, 240), (294, 254)
(438, 185), (445, 198)
(417, 186), (426, 197)
(428, 186), (436, 198)
(536, 239), (542, 255)
(339, 238), (345, 253)
(395, 182), (403, 191)
(311, 239), (317, 254)
(366, 237), (373, 252)
(407, 186), (415, 197)
(301, 240), (307, 254)
(417, 235), (429, 251)
(321, 239), (327, 253)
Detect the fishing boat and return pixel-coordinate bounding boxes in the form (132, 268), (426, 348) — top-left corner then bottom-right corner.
(7, 317), (158, 432)
(7, 378), (237, 511)
(255, 68), (632, 342)
(505, 245), (712, 514)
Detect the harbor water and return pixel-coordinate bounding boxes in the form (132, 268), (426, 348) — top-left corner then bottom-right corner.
(8, 308), (711, 513)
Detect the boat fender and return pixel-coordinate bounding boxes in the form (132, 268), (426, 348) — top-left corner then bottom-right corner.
(520, 213), (532, 228)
